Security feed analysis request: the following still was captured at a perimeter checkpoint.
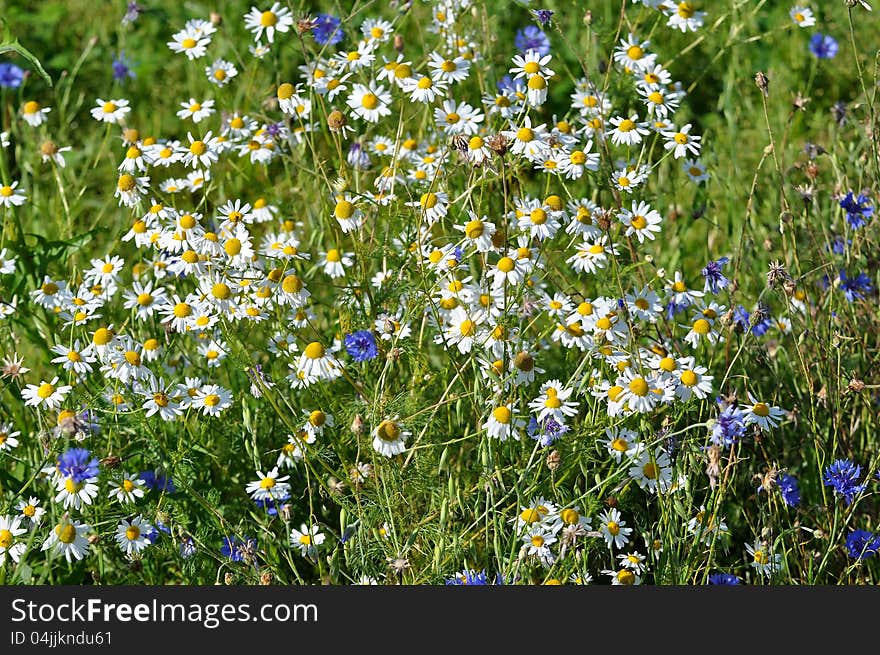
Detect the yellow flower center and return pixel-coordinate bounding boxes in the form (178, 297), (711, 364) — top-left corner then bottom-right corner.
(37, 383), (55, 399)
(753, 403), (770, 417)
(628, 377), (649, 397)
(376, 420), (401, 442)
(492, 406), (511, 424)
(173, 302), (192, 318)
(692, 319), (711, 335)
(260, 10), (277, 27)
(117, 174), (136, 191)
(304, 342), (325, 359)
(56, 523), (78, 544)
(361, 93), (379, 110)
(189, 141), (206, 156)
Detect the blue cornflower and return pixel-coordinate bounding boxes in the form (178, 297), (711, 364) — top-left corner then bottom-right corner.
(112, 52), (136, 82)
(180, 537), (197, 559)
(839, 191), (874, 229)
(838, 269), (873, 302)
(531, 9), (554, 25)
(828, 236), (849, 255)
(221, 535), (257, 562)
(711, 403), (747, 447)
(446, 569), (504, 585)
(139, 470), (177, 494)
(313, 14), (344, 46)
(750, 316), (774, 337)
(515, 25), (550, 55)
(121, 1), (142, 25)
(0, 63), (26, 89)
(845, 530), (880, 560)
(809, 33), (839, 59)
(527, 416), (569, 447)
(823, 459), (867, 505)
(345, 330), (379, 362)
(701, 257), (730, 294)
(347, 142), (370, 169)
(732, 304), (751, 333)
(57, 448), (100, 483)
(777, 473), (801, 507)
(664, 300), (690, 320)
(707, 573), (741, 585)
(254, 489), (290, 516)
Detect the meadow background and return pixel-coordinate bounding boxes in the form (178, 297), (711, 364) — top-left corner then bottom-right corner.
(0, 0), (878, 585)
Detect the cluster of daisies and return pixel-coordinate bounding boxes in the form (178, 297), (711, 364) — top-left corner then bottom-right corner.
(0, 0), (833, 584)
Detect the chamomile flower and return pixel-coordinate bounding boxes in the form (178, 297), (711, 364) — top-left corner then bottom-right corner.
(20, 100), (51, 127)
(598, 508), (633, 549)
(205, 59), (237, 86)
(0, 515), (27, 565)
(741, 393), (785, 430)
(790, 6), (815, 27)
(290, 523), (326, 558)
(745, 539), (782, 577)
(0, 181), (27, 207)
(244, 3), (293, 44)
(347, 83), (392, 123)
(609, 114), (650, 147)
(168, 28), (210, 59)
(619, 201), (662, 243)
(91, 98), (131, 124)
(108, 474), (147, 505)
(42, 518), (90, 562)
(295, 342), (342, 382)
(50, 340), (96, 376)
(528, 380), (578, 423)
(428, 51), (471, 84)
(17, 497), (46, 526)
(485, 402), (525, 441)
(0, 422), (20, 453)
(321, 248), (353, 278)
(602, 427), (642, 462)
(613, 34), (657, 72)
(372, 417), (410, 457)
(522, 527), (557, 566)
(22, 377), (72, 410)
(246, 467), (291, 502)
(180, 131), (220, 168)
(177, 98), (215, 123)
(662, 123), (701, 159)
(629, 449), (674, 494)
(192, 384), (233, 417)
(115, 516), (153, 555)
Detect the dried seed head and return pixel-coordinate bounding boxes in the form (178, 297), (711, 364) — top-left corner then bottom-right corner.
(706, 444), (722, 489)
(210, 12), (222, 26)
(350, 413), (365, 436)
(755, 71), (770, 97)
(487, 133), (509, 156)
(848, 378), (866, 392)
(224, 572), (235, 585)
(546, 449), (561, 471)
(394, 34), (404, 52)
(793, 92), (810, 111)
(327, 110), (346, 130)
(100, 455), (122, 469)
(297, 16), (318, 34)
(260, 571), (273, 585)
(767, 260), (791, 288)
